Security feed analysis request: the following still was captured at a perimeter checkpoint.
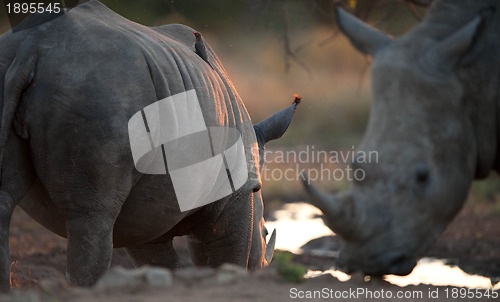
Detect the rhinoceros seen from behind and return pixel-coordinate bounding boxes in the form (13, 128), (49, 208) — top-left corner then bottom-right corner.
(0, 0), (300, 289)
(304, 0), (499, 276)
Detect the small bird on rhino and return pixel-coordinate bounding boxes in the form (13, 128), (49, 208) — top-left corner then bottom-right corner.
(193, 31), (214, 70)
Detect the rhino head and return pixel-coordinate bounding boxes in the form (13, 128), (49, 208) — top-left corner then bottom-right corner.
(247, 98), (300, 268)
(304, 7), (489, 275)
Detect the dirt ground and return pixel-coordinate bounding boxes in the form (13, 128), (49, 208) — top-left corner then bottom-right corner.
(2, 201), (499, 302)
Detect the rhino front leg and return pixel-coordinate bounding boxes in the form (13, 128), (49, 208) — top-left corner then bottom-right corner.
(65, 213), (117, 286)
(125, 239), (181, 269)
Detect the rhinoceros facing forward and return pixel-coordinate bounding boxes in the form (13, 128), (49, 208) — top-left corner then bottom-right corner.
(304, 0), (499, 276)
(0, 0), (299, 288)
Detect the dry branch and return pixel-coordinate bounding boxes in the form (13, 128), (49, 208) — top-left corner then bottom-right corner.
(281, 5), (312, 75)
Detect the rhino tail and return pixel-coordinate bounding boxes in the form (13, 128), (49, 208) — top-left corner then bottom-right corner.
(0, 39), (37, 184)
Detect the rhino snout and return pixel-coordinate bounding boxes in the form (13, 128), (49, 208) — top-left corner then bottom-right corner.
(338, 250), (417, 276)
(387, 254), (417, 276)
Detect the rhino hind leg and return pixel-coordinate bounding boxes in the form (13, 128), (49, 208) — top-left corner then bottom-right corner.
(65, 213), (117, 286)
(125, 239), (181, 269)
(0, 191), (15, 291)
(57, 175), (128, 286)
(0, 133), (38, 291)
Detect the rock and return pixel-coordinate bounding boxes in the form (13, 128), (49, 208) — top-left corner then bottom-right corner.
(174, 267), (216, 286)
(94, 266), (172, 291)
(1, 290), (43, 302)
(251, 266), (281, 281)
(214, 263), (248, 284)
(174, 264), (248, 286)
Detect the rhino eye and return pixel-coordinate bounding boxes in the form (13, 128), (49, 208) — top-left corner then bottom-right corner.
(253, 183), (262, 193)
(415, 167), (429, 186)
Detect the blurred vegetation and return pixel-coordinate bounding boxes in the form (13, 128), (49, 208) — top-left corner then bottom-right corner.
(469, 176), (500, 214)
(272, 250), (308, 283)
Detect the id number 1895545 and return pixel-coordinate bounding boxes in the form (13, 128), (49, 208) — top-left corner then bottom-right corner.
(5, 2), (61, 14)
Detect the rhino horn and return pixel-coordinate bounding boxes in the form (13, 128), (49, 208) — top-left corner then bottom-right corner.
(264, 229), (276, 264)
(421, 16), (482, 75)
(254, 95), (301, 147)
(336, 7), (392, 56)
(301, 176), (358, 240)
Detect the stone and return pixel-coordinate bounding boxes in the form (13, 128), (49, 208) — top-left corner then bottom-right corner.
(94, 266), (172, 291)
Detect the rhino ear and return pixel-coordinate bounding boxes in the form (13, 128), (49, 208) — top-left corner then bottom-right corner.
(421, 16), (482, 75)
(254, 96), (301, 147)
(336, 7), (393, 56)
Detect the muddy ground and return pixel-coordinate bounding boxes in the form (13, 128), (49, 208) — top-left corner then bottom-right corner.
(2, 200), (499, 301)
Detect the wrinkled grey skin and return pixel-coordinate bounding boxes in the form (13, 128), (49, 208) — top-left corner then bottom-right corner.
(304, 0), (499, 276)
(0, 1), (296, 289)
